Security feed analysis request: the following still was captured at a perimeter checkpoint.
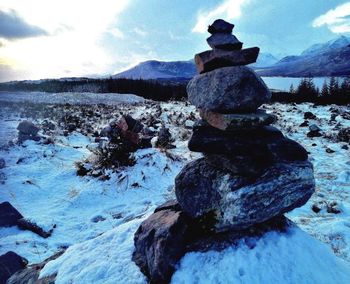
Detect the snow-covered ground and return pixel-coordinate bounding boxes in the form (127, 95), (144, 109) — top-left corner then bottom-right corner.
(0, 96), (349, 283)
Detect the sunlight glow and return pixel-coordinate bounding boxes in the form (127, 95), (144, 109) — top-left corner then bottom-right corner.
(0, 0), (130, 79)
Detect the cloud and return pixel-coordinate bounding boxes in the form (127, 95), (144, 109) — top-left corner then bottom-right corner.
(109, 27), (125, 39)
(313, 2), (350, 33)
(192, 0), (250, 33)
(133, 27), (148, 37)
(0, 9), (47, 39)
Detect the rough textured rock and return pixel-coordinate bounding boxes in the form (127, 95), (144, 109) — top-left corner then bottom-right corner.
(199, 109), (276, 130)
(0, 202), (23, 228)
(187, 66), (271, 112)
(17, 121), (39, 136)
(0, 158), (5, 169)
(0, 252), (27, 284)
(175, 158), (315, 232)
(208, 19), (234, 34)
(6, 251), (64, 284)
(132, 208), (191, 283)
(207, 33), (243, 50)
(204, 154), (272, 177)
(195, 47), (259, 73)
(133, 202), (291, 283)
(189, 121), (308, 162)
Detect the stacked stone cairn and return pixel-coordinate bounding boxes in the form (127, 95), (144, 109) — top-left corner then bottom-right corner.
(133, 19), (315, 283)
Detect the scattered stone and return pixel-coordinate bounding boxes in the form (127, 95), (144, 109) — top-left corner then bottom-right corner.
(156, 126), (173, 148)
(0, 252), (28, 284)
(207, 33), (243, 50)
(175, 158), (315, 232)
(195, 47), (259, 73)
(0, 158), (5, 169)
(17, 218), (53, 238)
(91, 215), (106, 223)
(187, 66), (271, 112)
(338, 127), (350, 143)
(326, 201), (341, 214)
(309, 124), (321, 132)
(326, 148), (335, 153)
(199, 109), (276, 130)
(0, 202), (23, 228)
(342, 144), (349, 150)
(299, 120), (309, 127)
(304, 112), (317, 120)
(208, 19), (234, 34)
(311, 203), (321, 213)
(17, 121), (39, 136)
(307, 124), (322, 137)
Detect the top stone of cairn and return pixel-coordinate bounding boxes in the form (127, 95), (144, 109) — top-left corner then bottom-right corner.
(208, 19), (234, 34)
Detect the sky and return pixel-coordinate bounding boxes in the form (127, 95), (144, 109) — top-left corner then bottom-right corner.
(0, 0), (350, 82)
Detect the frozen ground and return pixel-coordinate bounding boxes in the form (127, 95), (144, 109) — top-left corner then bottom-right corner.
(0, 95), (349, 283)
(0, 91), (145, 105)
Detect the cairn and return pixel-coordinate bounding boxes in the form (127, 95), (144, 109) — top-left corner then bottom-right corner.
(133, 19), (315, 283)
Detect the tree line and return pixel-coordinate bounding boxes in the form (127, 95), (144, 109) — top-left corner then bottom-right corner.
(272, 77), (350, 105)
(0, 78), (188, 101)
(1, 76), (349, 105)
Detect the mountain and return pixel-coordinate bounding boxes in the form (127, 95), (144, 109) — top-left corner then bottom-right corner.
(257, 36), (350, 77)
(113, 60), (196, 80)
(301, 35), (350, 57)
(252, 52), (279, 67)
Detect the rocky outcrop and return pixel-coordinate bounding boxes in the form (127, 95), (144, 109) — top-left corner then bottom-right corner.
(17, 121), (41, 143)
(0, 202), (23, 228)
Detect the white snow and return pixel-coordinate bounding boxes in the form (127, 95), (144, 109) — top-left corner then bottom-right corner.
(173, 227), (350, 284)
(1, 99), (350, 283)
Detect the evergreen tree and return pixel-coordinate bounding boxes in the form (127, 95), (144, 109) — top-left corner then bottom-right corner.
(289, 84), (295, 94)
(321, 80), (329, 97)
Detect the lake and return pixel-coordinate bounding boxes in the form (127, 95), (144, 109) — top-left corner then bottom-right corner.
(261, 77), (345, 91)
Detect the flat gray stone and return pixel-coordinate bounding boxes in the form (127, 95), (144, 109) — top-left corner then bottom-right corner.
(207, 33), (243, 50)
(187, 66), (271, 112)
(175, 158), (315, 232)
(195, 47), (260, 73)
(199, 109), (276, 130)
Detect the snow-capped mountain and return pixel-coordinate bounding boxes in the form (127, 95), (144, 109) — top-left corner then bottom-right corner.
(252, 52), (279, 67)
(113, 60), (196, 80)
(301, 35), (350, 57)
(257, 36), (350, 77)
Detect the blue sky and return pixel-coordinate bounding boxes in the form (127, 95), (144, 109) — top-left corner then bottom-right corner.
(0, 0), (349, 82)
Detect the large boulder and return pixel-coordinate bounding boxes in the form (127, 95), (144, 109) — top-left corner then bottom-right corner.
(132, 208), (191, 283)
(133, 202), (290, 283)
(0, 202), (23, 228)
(17, 121), (39, 136)
(175, 158), (315, 232)
(195, 47), (259, 73)
(199, 109), (276, 130)
(206, 33), (243, 50)
(187, 66), (271, 112)
(0, 252), (27, 284)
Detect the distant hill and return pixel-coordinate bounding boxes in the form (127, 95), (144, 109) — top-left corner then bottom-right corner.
(257, 36), (350, 77)
(113, 60), (196, 80)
